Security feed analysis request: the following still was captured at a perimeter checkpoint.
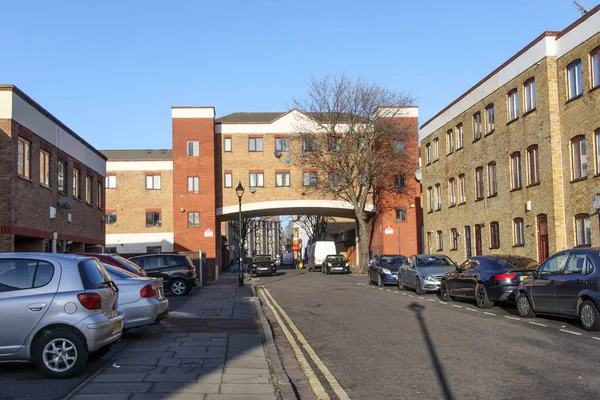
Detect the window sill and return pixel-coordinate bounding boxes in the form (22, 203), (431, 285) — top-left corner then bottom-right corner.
(146, 225), (163, 228)
(97, 206), (105, 211)
(575, 244), (592, 248)
(484, 129), (495, 137)
(276, 186), (291, 188)
(590, 85), (600, 94)
(58, 191), (67, 196)
(510, 187), (523, 192)
(507, 117), (519, 125)
(458, 202), (466, 206)
(474, 197), (484, 202)
(435, 208), (441, 212)
(448, 204), (456, 208)
(17, 175), (33, 183)
(395, 220), (408, 223)
(455, 146), (463, 152)
(40, 183), (52, 191)
(450, 248), (458, 251)
(571, 177), (588, 183)
(432, 160), (439, 164)
(566, 94), (583, 104)
(427, 211), (434, 214)
(472, 138), (481, 144)
(513, 244), (525, 248)
(526, 182), (541, 188)
(487, 193), (498, 199)
(594, 174), (600, 178)
(74, 197), (82, 202)
(447, 151), (454, 156)
(523, 108), (536, 117)
(426, 162), (431, 166)
(86, 202), (94, 207)
(489, 246), (500, 250)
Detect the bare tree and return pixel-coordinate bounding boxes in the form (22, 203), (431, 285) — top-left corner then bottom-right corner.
(291, 74), (416, 273)
(292, 215), (332, 244)
(229, 217), (261, 259)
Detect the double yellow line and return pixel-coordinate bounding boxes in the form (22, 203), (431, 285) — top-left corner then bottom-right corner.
(258, 286), (350, 400)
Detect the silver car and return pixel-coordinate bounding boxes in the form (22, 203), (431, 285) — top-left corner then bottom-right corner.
(397, 254), (457, 295)
(102, 264), (169, 329)
(0, 253), (124, 378)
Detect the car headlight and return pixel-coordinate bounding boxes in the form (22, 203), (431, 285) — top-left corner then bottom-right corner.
(251, 264), (257, 268)
(421, 274), (434, 281)
(345, 263), (349, 267)
(381, 268), (391, 274)
(326, 262), (331, 267)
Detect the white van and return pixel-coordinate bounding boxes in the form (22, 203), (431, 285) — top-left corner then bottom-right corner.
(307, 241), (337, 272)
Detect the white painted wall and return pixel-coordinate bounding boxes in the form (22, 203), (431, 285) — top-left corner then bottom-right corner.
(172, 107), (215, 119)
(106, 232), (174, 254)
(217, 199), (375, 216)
(107, 160), (173, 171)
(0, 91), (12, 119)
(556, 10), (600, 58)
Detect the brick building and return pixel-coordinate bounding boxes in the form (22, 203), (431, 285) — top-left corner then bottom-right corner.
(420, 7), (600, 263)
(102, 149), (174, 255)
(0, 85), (106, 252)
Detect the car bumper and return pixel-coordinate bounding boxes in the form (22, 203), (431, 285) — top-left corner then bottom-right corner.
(487, 285), (519, 302)
(77, 311), (124, 352)
(121, 297), (170, 329)
(421, 280), (442, 292)
(328, 266), (350, 273)
(382, 274), (398, 284)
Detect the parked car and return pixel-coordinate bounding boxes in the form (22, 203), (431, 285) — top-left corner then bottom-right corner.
(78, 253), (146, 276)
(0, 253), (124, 378)
(281, 252), (294, 266)
(398, 254), (456, 294)
(102, 264), (169, 329)
(250, 254), (277, 276)
(129, 254), (199, 296)
(515, 248), (600, 331)
(322, 254), (350, 274)
(307, 241), (337, 272)
(439, 255), (539, 308)
(368, 255), (407, 286)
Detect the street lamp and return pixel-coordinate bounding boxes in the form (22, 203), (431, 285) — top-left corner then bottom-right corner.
(236, 181), (245, 286)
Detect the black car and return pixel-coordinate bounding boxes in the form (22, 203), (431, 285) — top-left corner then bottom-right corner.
(322, 254), (350, 274)
(129, 254), (199, 296)
(439, 255), (539, 308)
(368, 255), (407, 286)
(250, 254), (277, 276)
(516, 248), (600, 331)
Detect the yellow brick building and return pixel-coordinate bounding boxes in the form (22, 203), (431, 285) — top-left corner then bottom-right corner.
(420, 7), (600, 263)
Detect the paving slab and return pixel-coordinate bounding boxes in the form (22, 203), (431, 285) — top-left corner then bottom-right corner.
(102, 365), (165, 374)
(144, 373), (198, 382)
(205, 395), (276, 400)
(223, 367), (271, 375)
(220, 383), (276, 394)
(92, 373), (148, 383)
(79, 382), (153, 394)
(151, 382), (221, 394)
(221, 374), (271, 384)
(71, 394), (132, 400)
(131, 394), (206, 400)
(115, 357), (159, 366)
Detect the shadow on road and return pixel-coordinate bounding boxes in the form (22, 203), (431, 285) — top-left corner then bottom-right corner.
(408, 302), (454, 400)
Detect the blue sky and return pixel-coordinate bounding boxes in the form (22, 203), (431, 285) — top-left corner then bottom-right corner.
(1, 0), (590, 150)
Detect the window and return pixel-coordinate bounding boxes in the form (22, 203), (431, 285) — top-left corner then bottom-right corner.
(433, 139), (439, 161)
(187, 141), (199, 156)
(456, 124), (463, 149)
(510, 152), (522, 190)
(458, 174), (466, 204)
(392, 139), (405, 154)
(596, 130), (600, 175)
(224, 137), (232, 152)
(527, 145), (540, 185)
(485, 104), (495, 134)
(328, 137), (341, 151)
(540, 253), (566, 274)
(508, 89), (519, 121)
(275, 137), (289, 152)
(513, 218), (525, 246)
(475, 166), (484, 200)
(575, 214), (591, 246)
(451, 228), (459, 250)
(276, 172), (290, 187)
(571, 136), (587, 180)
(105, 175), (116, 189)
(473, 112), (482, 141)
(592, 48), (600, 89)
(106, 212), (117, 225)
(39, 150), (50, 186)
(435, 184), (441, 210)
(85, 175), (93, 204)
(146, 246), (162, 254)
(448, 178), (456, 207)
(446, 130), (454, 154)
(146, 174), (161, 190)
(249, 172), (264, 187)
(490, 222), (500, 249)
(437, 231), (444, 251)
(395, 208), (407, 222)
(224, 173), (232, 188)
(487, 162), (497, 196)
(394, 174), (405, 193)
(328, 172), (342, 186)
(524, 79), (536, 112)
(187, 212), (200, 228)
(428, 186), (434, 212)
(567, 59), (583, 99)
(72, 168), (80, 199)
(187, 176), (199, 192)
(303, 172), (317, 186)
(249, 137), (263, 152)
(302, 138), (317, 152)
(146, 211), (161, 227)
(0, 259), (54, 291)
(58, 160), (66, 193)
(17, 137), (31, 178)
(97, 181), (103, 208)
(426, 143), (431, 164)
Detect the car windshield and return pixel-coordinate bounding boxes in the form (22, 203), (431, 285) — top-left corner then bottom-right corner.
(415, 255), (455, 269)
(253, 256), (273, 262)
(380, 256), (405, 267)
(102, 263), (138, 279)
(326, 256), (345, 262)
(492, 256), (539, 271)
(114, 255), (143, 271)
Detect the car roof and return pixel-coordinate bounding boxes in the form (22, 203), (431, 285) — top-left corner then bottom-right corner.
(130, 253), (183, 258)
(0, 252), (92, 261)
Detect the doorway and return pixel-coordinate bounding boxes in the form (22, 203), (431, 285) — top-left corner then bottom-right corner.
(464, 226), (472, 258)
(537, 214), (549, 263)
(474, 224), (482, 256)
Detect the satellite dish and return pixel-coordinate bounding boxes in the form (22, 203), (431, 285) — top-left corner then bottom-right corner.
(415, 168), (422, 182)
(249, 186), (257, 193)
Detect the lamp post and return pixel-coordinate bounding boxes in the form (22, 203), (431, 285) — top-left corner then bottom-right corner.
(236, 181), (245, 286)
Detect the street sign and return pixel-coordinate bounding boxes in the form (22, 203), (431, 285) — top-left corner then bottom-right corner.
(593, 194), (600, 210)
(204, 228), (214, 237)
(384, 225), (393, 235)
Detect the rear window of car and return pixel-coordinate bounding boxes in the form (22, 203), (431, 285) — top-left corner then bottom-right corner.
(380, 256), (405, 266)
(133, 255), (164, 269)
(0, 259), (54, 292)
(103, 263), (137, 279)
(78, 259), (112, 289)
(113, 255), (143, 272)
(493, 256), (539, 270)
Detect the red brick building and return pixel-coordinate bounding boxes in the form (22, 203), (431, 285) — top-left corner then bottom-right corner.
(0, 85), (106, 253)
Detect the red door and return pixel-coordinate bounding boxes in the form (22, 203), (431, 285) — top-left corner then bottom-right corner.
(537, 215), (549, 263)
(474, 224), (482, 256)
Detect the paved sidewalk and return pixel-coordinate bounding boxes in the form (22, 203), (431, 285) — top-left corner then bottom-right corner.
(69, 275), (282, 400)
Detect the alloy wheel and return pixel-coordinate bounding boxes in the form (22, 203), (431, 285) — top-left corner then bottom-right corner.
(43, 339), (77, 373)
(172, 280), (186, 295)
(581, 303), (596, 329)
(517, 295), (530, 316)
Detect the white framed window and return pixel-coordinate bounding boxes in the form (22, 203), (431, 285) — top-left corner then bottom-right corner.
(303, 172), (317, 186)
(394, 174), (405, 193)
(146, 175), (161, 190)
(40, 150), (50, 186)
(456, 124), (463, 149)
(575, 214), (591, 246)
(527, 145), (540, 185)
(595, 130), (600, 175)
(17, 137), (31, 178)
(485, 104), (495, 134)
(446, 130), (454, 154)
(58, 160), (67, 193)
(85, 175), (93, 204)
(458, 174), (466, 204)
(328, 172), (342, 186)
(328, 137), (342, 151)
(428, 187), (433, 212)
(302, 138), (317, 152)
(224, 173), (233, 188)
(433, 138), (439, 161)
(395, 208), (407, 222)
(224, 137), (232, 152)
(511, 152), (522, 190)
(513, 218), (525, 246)
(435, 184), (441, 210)
(146, 211), (161, 227)
(72, 168), (80, 199)
(473, 112), (482, 141)
(524, 79), (536, 112)
(187, 212), (200, 228)
(393, 139), (405, 154)
(448, 178), (456, 207)
(276, 172), (290, 187)
(490, 222), (500, 249)
(187, 141), (199, 157)
(437, 231), (444, 251)
(105, 212), (117, 225)
(487, 162), (497, 196)
(275, 137), (289, 152)
(187, 176), (199, 192)
(249, 172), (264, 187)
(592, 48), (600, 89)
(97, 181), (103, 208)
(249, 137), (263, 152)
(475, 166), (484, 200)
(451, 228), (459, 250)
(571, 136), (587, 180)
(567, 59), (583, 99)
(105, 175), (116, 189)
(508, 89), (519, 121)
(426, 143), (431, 164)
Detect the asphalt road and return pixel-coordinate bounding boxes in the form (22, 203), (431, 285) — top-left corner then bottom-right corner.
(257, 267), (600, 400)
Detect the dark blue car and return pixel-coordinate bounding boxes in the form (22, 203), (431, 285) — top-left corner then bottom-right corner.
(368, 255), (407, 286)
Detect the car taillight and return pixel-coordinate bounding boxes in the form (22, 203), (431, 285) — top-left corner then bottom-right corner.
(184, 266), (194, 276)
(495, 273), (517, 281)
(140, 284), (156, 298)
(77, 293), (101, 310)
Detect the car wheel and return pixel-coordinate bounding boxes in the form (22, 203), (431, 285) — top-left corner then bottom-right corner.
(439, 281), (452, 302)
(33, 328), (87, 379)
(367, 274), (372, 285)
(414, 278), (425, 295)
(475, 283), (494, 309)
(580, 300), (600, 331)
(397, 276), (405, 291)
(377, 274), (383, 287)
(170, 279), (189, 296)
(88, 344), (112, 360)
(516, 292), (536, 318)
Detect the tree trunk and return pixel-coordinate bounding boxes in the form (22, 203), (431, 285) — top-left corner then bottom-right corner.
(357, 214), (370, 274)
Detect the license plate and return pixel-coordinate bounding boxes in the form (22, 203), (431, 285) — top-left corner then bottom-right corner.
(113, 320), (122, 334)
(519, 275), (527, 281)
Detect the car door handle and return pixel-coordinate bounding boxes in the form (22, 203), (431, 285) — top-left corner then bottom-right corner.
(575, 279), (582, 284)
(27, 303), (47, 311)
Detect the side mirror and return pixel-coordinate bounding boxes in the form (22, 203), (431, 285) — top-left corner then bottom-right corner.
(532, 271), (538, 278)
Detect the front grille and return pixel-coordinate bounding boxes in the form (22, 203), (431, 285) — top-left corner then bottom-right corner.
(434, 275), (444, 280)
